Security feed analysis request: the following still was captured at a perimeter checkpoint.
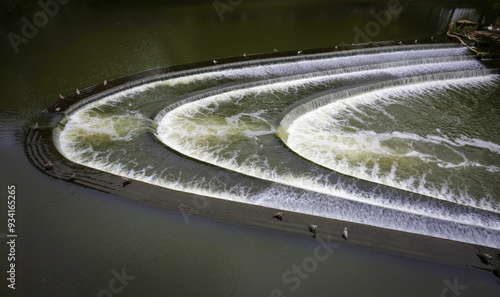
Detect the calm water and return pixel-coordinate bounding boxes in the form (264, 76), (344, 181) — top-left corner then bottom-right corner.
(1, 1), (499, 296)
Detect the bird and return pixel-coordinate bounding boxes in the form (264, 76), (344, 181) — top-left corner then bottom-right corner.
(273, 48), (278, 52)
(398, 41), (402, 45)
(431, 36), (434, 40)
(342, 227), (348, 241)
(297, 50), (303, 55)
(478, 252), (492, 264)
(69, 173), (76, 181)
(55, 107), (61, 112)
(334, 45), (338, 49)
(243, 53), (247, 58)
(415, 39), (418, 43)
(76, 89), (80, 95)
(308, 224), (317, 235)
(273, 211), (283, 221)
(488, 24), (493, 31)
(351, 42), (355, 46)
(121, 176), (131, 186)
(213, 60), (218, 64)
(44, 161), (53, 170)
(59, 94), (64, 99)
(33, 123), (39, 130)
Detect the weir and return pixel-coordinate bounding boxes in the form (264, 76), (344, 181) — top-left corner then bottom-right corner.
(153, 55), (478, 124)
(278, 68), (500, 131)
(28, 42), (500, 264)
(153, 72), (500, 247)
(57, 42), (465, 116)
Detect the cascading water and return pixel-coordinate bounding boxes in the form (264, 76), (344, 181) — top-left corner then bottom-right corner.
(56, 43), (500, 248)
(283, 75), (500, 207)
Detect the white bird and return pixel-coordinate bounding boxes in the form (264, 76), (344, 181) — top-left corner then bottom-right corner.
(33, 123), (39, 130)
(121, 176), (131, 186)
(342, 227), (348, 241)
(431, 36), (434, 40)
(273, 48), (278, 52)
(478, 252), (492, 261)
(297, 50), (303, 55)
(477, 252), (493, 265)
(243, 53), (247, 58)
(308, 224), (317, 235)
(398, 41), (403, 45)
(44, 161), (52, 170)
(496, 27), (500, 32)
(103, 80), (107, 86)
(415, 39), (418, 43)
(273, 211), (283, 221)
(55, 107), (61, 112)
(76, 89), (80, 95)
(488, 24), (493, 31)
(59, 94), (64, 99)
(335, 45), (338, 49)
(213, 60), (218, 64)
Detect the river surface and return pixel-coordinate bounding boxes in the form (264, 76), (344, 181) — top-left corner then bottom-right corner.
(1, 1), (499, 296)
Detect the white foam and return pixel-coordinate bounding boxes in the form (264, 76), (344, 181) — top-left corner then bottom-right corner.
(286, 77), (500, 211)
(57, 46), (500, 247)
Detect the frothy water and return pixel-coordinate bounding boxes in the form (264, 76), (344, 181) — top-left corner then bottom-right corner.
(56, 44), (500, 247)
(285, 77), (500, 210)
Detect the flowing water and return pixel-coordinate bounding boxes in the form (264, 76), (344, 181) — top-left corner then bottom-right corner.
(56, 43), (500, 248)
(2, 1), (500, 296)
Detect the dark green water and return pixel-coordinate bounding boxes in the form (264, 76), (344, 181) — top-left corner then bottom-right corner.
(1, 1), (499, 296)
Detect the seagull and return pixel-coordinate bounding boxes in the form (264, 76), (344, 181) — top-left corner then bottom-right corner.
(243, 53), (247, 58)
(334, 45), (338, 49)
(76, 89), (80, 95)
(55, 107), (61, 112)
(33, 123), (39, 130)
(398, 41), (403, 45)
(69, 173), (76, 181)
(273, 48), (278, 52)
(273, 211), (283, 221)
(478, 252), (492, 264)
(415, 39), (418, 43)
(308, 224), (317, 235)
(121, 176), (131, 186)
(488, 24), (493, 31)
(59, 94), (64, 99)
(351, 42), (355, 46)
(213, 60), (218, 64)
(103, 80), (107, 86)
(44, 161), (53, 170)
(297, 50), (303, 55)
(342, 227), (348, 241)
(431, 36), (434, 40)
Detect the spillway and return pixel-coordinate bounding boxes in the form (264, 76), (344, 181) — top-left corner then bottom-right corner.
(50, 43), (500, 248)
